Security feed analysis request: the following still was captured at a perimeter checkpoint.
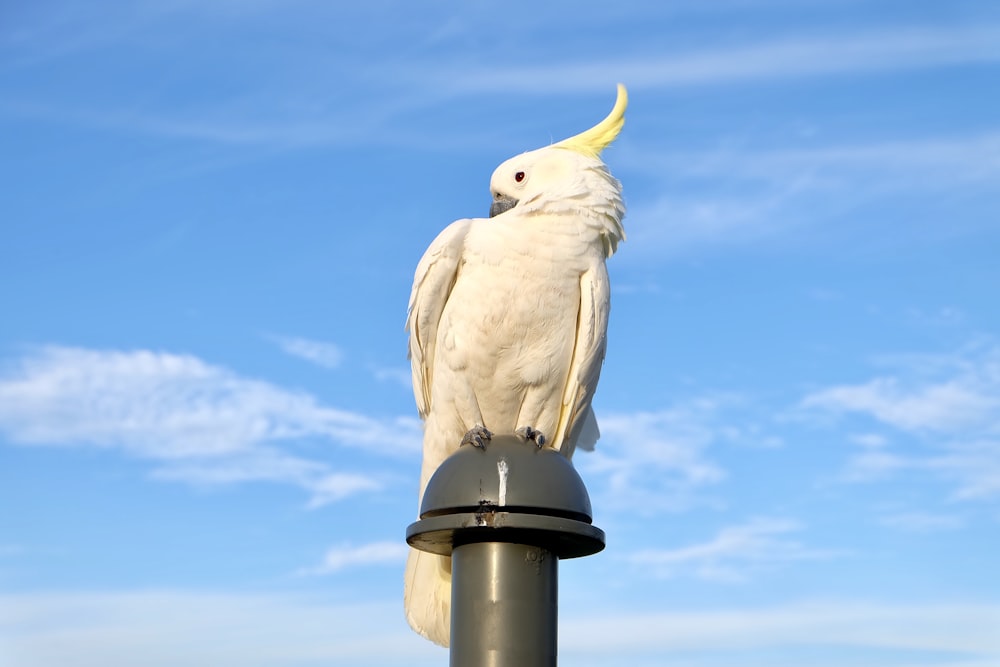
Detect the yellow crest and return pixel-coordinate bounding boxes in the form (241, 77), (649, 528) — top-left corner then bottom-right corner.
(553, 83), (627, 159)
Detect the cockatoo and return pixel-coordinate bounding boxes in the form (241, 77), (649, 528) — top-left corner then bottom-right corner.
(404, 85), (627, 647)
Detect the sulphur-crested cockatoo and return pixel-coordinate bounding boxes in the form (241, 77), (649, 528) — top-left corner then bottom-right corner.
(404, 85), (627, 647)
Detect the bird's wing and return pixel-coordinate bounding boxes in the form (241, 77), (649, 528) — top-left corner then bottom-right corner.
(406, 219), (472, 418)
(554, 262), (610, 457)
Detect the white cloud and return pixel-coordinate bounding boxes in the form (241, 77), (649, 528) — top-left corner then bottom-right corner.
(429, 24), (1000, 95)
(303, 473), (386, 509)
(802, 343), (1000, 501)
(373, 365), (413, 390)
(850, 433), (889, 449)
(846, 441), (1000, 502)
(562, 601), (1000, 664)
(0, 345), (422, 504)
(11, 20), (1000, 152)
(624, 179), (814, 259)
(582, 401), (728, 514)
(299, 541), (409, 575)
(2, 590), (997, 667)
(806, 346), (1000, 433)
(878, 511), (965, 533)
(150, 456), (384, 509)
(0, 345), (422, 455)
(621, 132), (1000, 259)
(638, 134), (1000, 186)
(0, 590), (441, 667)
(626, 517), (837, 582)
(269, 335), (343, 370)
(804, 377), (999, 434)
(582, 396), (779, 514)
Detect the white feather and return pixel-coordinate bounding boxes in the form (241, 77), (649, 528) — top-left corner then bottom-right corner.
(404, 143), (625, 647)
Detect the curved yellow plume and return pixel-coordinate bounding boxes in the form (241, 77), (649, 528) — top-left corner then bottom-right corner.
(553, 83), (627, 159)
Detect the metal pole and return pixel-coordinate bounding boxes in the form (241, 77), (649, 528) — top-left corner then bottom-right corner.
(450, 541), (558, 667)
(406, 436), (604, 666)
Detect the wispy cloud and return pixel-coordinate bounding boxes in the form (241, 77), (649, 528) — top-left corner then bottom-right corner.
(802, 342), (1000, 502)
(0, 345), (421, 505)
(878, 511), (965, 533)
(803, 371), (999, 435)
(298, 541), (409, 576)
(269, 334), (344, 370)
(372, 366), (413, 391)
(581, 396), (778, 513)
(624, 175), (817, 259)
(151, 456), (383, 509)
(808, 377), (997, 434)
(426, 24), (1000, 95)
(582, 401), (726, 513)
(0, 590), (441, 667)
(563, 600), (1000, 663)
(8, 18), (1000, 152)
(845, 442), (1000, 501)
(3, 590), (997, 667)
(622, 132), (1000, 259)
(803, 344), (1000, 434)
(626, 517), (837, 582)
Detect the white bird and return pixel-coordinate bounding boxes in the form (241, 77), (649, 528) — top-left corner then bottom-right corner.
(404, 85), (627, 647)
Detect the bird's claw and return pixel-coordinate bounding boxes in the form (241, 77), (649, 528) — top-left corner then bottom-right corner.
(461, 425), (493, 449)
(515, 425), (547, 448)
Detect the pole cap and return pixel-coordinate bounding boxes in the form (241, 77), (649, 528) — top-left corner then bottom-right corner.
(406, 435), (605, 558)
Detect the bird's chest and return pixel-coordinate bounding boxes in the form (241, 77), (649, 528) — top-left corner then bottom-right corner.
(443, 261), (574, 342)
(437, 228), (592, 373)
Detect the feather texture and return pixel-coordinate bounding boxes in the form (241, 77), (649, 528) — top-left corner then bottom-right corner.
(404, 87), (627, 647)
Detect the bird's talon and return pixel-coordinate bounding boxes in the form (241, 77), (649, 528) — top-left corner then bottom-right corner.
(515, 426), (547, 448)
(461, 425), (493, 449)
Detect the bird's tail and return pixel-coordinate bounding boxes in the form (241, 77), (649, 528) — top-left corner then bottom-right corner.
(403, 547), (452, 647)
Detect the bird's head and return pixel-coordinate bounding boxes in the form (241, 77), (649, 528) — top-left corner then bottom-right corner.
(487, 84), (627, 257)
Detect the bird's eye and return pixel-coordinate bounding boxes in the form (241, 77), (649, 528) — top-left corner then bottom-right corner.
(515, 171), (525, 182)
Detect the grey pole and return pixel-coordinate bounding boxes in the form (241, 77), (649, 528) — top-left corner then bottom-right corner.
(406, 435), (605, 667)
(451, 541), (558, 665)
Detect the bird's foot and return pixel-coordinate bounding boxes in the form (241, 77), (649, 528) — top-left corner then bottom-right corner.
(515, 425), (547, 448)
(461, 425), (493, 449)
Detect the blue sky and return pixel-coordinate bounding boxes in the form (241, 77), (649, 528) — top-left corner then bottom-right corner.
(2, 1), (1000, 665)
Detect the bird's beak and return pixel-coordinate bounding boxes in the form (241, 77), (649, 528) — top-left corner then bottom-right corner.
(490, 195), (518, 218)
